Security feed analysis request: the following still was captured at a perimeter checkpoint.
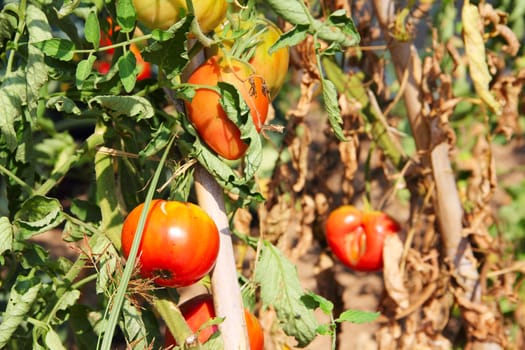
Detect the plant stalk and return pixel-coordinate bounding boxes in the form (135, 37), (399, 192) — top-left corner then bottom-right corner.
(194, 164), (249, 350)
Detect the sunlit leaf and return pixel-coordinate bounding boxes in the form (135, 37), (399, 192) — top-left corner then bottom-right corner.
(335, 309), (380, 324)
(322, 78), (346, 141)
(0, 275), (41, 348)
(33, 38), (75, 61)
(14, 196), (64, 239)
(46, 96), (81, 115)
(0, 71), (26, 150)
(116, 0), (136, 33)
(118, 50), (137, 92)
(26, 5), (51, 118)
(0, 216), (13, 262)
(255, 241), (318, 346)
(88, 95), (155, 120)
(76, 55), (97, 89)
(85, 11), (101, 48)
(44, 329), (67, 350)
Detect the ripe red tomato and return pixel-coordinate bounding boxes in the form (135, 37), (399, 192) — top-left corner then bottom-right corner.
(185, 56), (270, 160)
(121, 199), (219, 287)
(132, 0), (227, 33)
(216, 17), (289, 100)
(325, 205), (400, 272)
(164, 294), (264, 350)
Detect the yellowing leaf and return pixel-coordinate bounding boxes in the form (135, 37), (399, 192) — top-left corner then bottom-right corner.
(462, 2), (501, 115)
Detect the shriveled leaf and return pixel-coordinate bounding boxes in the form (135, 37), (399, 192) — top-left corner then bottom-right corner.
(336, 309), (380, 324)
(33, 38), (75, 61)
(44, 329), (67, 350)
(46, 96), (81, 115)
(88, 95), (155, 120)
(322, 78), (346, 141)
(255, 241), (318, 346)
(116, 0), (136, 33)
(76, 55), (97, 89)
(118, 51), (138, 92)
(462, 3), (501, 115)
(85, 11), (100, 48)
(14, 196), (64, 239)
(383, 234), (410, 309)
(0, 276), (41, 348)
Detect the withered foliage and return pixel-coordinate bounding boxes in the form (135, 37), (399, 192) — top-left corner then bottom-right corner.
(246, 1), (524, 349)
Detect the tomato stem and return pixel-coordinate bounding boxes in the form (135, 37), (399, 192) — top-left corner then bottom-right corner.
(194, 164), (250, 350)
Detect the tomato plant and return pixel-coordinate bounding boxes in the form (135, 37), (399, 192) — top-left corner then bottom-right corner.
(132, 0), (227, 33)
(217, 17), (290, 100)
(121, 199), (220, 287)
(95, 18), (152, 80)
(185, 55), (270, 160)
(325, 206), (400, 272)
(164, 294), (264, 350)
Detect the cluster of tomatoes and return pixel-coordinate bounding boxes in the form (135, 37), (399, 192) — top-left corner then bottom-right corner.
(121, 200), (264, 349)
(115, 1), (292, 347)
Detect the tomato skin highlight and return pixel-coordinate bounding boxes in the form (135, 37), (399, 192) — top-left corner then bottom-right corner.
(164, 294), (264, 350)
(121, 200), (219, 287)
(325, 205), (400, 272)
(185, 56), (270, 160)
(132, 0), (227, 33)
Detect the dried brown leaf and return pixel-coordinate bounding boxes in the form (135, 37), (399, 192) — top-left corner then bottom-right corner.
(383, 234), (410, 310)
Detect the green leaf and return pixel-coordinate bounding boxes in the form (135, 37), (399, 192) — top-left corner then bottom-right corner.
(321, 78), (346, 141)
(315, 324), (333, 336)
(316, 9), (360, 48)
(0, 11), (17, 50)
(0, 275), (41, 348)
(14, 195), (64, 239)
(0, 216), (14, 261)
(265, 0), (310, 25)
(56, 0), (81, 18)
(118, 50), (137, 92)
(269, 24), (308, 54)
(76, 55), (97, 89)
(88, 95), (155, 120)
(90, 233), (119, 294)
(54, 290), (81, 317)
(85, 11), (101, 49)
(143, 17), (191, 77)
(0, 71), (26, 150)
(33, 38), (75, 61)
(301, 292), (334, 315)
(44, 329), (67, 350)
(26, 5), (51, 118)
(116, 0), (136, 33)
(46, 96), (81, 115)
(335, 309), (380, 324)
(120, 299), (151, 348)
(255, 241), (318, 346)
